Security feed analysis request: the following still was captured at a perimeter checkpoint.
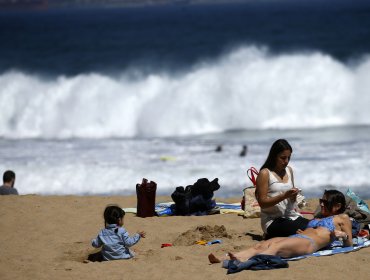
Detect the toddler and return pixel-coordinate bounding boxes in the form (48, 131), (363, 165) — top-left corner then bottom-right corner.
(92, 205), (146, 260)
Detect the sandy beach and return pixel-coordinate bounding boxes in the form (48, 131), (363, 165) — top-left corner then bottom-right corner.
(1, 195), (369, 280)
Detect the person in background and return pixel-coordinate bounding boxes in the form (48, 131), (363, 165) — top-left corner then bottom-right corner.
(209, 190), (352, 264)
(0, 170), (18, 195)
(91, 205), (146, 261)
(240, 145), (248, 157)
(255, 139), (309, 238)
(215, 145), (223, 152)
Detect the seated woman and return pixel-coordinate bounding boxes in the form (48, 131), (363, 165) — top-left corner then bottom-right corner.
(209, 190), (353, 263)
(256, 139), (309, 239)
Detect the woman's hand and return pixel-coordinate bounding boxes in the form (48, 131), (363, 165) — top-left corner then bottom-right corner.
(338, 214), (353, 247)
(333, 229), (348, 240)
(285, 187), (300, 200)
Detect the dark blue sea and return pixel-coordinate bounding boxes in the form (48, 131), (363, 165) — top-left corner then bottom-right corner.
(1, 0), (370, 75)
(1, 0), (370, 198)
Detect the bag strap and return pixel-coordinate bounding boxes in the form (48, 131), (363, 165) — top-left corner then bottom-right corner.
(247, 167), (259, 187)
(287, 166), (295, 188)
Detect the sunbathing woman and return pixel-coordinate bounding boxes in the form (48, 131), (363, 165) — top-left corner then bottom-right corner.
(209, 190), (353, 263)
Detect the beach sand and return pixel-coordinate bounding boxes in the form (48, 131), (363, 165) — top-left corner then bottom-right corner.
(1, 195), (369, 280)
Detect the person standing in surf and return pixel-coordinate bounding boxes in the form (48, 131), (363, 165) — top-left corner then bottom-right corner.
(255, 139), (309, 239)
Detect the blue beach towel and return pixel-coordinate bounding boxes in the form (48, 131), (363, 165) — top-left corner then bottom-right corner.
(124, 202), (242, 216)
(284, 239), (370, 261)
(155, 202), (242, 216)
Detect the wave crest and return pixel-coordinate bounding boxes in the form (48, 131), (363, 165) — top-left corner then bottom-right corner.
(1, 46), (369, 139)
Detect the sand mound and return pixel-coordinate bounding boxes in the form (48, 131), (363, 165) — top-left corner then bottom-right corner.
(173, 225), (231, 246)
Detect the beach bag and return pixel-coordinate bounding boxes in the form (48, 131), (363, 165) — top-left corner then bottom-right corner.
(247, 167), (258, 187)
(171, 186), (192, 215)
(171, 178), (220, 216)
(240, 167), (260, 218)
(241, 187), (261, 218)
(346, 188), (370, 214)
(136, 178), (157, 218)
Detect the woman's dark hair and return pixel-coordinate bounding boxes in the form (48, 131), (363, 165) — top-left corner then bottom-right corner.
(323, 189), (346, 214)
(103, 205), (125, 226)
(260, 139), (293, 170)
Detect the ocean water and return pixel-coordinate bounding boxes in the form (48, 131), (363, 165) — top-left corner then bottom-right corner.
(1, 0), (370, 198)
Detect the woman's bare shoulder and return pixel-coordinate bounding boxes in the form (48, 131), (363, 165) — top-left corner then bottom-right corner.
(335, 213), (350, 222)
(339, 213), (350, 219)
(258, 168), (269, 176)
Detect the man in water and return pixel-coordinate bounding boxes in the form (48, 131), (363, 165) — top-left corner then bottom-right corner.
(215, 145), (223, 152)
(0, 170), (18, 195)
(240, 145), (248, 157)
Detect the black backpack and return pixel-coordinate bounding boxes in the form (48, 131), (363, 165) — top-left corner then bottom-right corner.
(171, 178), (220, 215)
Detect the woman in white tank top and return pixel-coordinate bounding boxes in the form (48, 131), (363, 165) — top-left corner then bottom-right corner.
(256, 139), (309, 238)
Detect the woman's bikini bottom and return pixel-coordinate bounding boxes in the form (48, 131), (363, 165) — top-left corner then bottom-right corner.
(289, 233), (316, 249)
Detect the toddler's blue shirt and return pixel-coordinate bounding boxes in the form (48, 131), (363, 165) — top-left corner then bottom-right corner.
(92, 224), (140, 260)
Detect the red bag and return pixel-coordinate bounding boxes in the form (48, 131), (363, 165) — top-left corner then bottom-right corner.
(247, 167), (259, 187)
(136, 178), (157, 218)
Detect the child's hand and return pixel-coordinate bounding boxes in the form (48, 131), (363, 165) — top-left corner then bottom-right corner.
(138, 231), (146, 238)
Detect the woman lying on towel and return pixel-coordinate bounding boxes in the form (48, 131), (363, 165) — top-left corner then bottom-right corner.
(209, 190), (353, 263)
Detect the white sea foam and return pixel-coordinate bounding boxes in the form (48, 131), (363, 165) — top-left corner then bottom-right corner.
(1, 126), (370, 198)
(1, 47), (370, 198)
(1, 46), (370, 139)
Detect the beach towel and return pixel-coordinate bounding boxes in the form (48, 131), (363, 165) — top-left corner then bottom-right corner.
(126, 201), (265, 216)
(155, 202), (244, 216)
(217, 203), (244, 214)
(284, 238), (370, 261)
(123, 203), (174, 216)
(121, 207), (137, 214)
